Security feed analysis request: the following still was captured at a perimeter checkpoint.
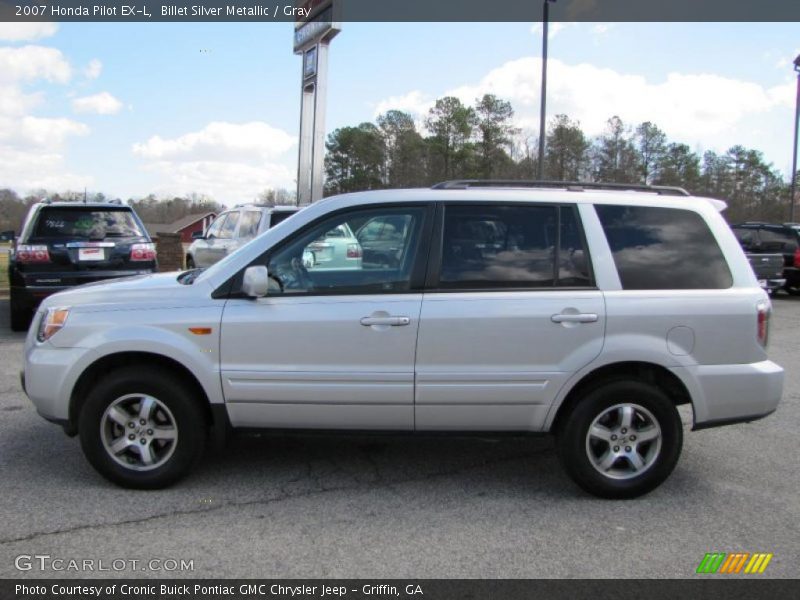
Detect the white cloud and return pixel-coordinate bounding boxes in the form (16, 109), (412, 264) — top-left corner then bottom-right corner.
(0, 45), (71, 84)
(72, 91), (123, 115)
(376, 56), (793, 155)
(133, 121), (296, 162)
(84, 58), (102, 79)
(374, 90), (435, 120)
(0, 22), (58, 42)
(592, 23), (614, 35)
(132, 121), (298, 202)
(0, 42), (91, 192)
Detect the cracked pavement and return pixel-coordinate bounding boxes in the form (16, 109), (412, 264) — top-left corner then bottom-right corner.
(0, 298), (798, 578)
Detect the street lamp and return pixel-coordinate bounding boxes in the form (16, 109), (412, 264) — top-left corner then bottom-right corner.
(537, 0), (557, 180)
(790, 54), (800, 222)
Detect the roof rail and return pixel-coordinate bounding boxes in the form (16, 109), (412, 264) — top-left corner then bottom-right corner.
(431, 180), (691, 197)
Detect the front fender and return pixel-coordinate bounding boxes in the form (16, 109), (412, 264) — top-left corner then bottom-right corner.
(51, 306), (224, 411)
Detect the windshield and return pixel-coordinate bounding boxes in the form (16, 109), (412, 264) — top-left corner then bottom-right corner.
(32, 207), (144, 239)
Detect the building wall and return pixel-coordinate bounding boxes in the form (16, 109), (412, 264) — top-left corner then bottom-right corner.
(178, 214), (216, 243)
(155, 232), (184, 271)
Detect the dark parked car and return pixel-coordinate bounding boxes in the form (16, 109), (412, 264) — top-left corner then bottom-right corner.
(730, 222), (800, 295)
(8, 201), (157, 331)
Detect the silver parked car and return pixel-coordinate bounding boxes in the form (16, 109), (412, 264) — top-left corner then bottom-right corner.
(302, 223), (362, 271)
(186, 205), (299, 269)
(21, 182), (783, 498)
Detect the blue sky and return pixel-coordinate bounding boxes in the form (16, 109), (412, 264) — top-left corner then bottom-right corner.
(0, 21), (797, 205)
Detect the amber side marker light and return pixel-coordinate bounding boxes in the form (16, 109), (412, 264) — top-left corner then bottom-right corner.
(189, 327), (212, 335)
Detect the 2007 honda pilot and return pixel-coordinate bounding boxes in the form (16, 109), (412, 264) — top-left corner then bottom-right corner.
(21, 182), (784, 498)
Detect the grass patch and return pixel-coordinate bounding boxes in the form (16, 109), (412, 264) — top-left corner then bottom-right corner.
(0, 244), (9, 292)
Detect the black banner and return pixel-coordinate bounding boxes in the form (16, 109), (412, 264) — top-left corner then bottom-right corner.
(2, 0), (800, 23)
(3, 580), (800, 600)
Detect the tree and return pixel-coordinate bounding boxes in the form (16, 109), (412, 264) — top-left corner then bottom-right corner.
(635, 122), (667, 184)
(654, 143), (700, 191)
(473, 94), (518, 179)
(377, 110), (427, 187)
(592, 116), (639, 183)
(425, 96), (476, 181)
(256, 188), (296, 206)
(544, 114), (589, 181)
(324, 123), (386, 195)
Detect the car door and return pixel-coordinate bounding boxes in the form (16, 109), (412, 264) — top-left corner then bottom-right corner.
(195, 213), (228, 267)
(234, 210), (263, 252)
(220, 203), (433, 430)
(211, 210), (240, 263)
(414, 203), (605, 432)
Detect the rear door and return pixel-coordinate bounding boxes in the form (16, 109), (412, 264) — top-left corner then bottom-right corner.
(414, 203), (605, 432)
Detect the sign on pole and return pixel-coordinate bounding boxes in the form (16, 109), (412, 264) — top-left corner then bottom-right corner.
(294, 0), (340, 205)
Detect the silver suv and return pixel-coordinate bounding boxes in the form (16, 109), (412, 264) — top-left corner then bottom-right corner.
(186, 205), (298, 268)
(21, 182), (783, 498)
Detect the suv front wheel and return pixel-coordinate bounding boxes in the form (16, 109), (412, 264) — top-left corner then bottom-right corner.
(78, 367), (206, 489)
(556, 380), (683, 499)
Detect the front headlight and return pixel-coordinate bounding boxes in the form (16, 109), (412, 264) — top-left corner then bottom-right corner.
(37, 307), (70, 343)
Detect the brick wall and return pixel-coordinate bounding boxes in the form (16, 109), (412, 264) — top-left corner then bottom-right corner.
(155, 232), (184, 272)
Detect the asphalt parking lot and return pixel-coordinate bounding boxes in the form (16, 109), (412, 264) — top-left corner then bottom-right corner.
(0, 297), (798, 579)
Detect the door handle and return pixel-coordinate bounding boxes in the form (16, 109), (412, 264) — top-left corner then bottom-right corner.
(360, 316), (411, 327)
(551, 313), (598, 324)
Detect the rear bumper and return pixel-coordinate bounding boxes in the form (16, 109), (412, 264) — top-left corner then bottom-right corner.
(12, 269), (154, 308)
(671, 361), (783, 430)
(759, 278), (786, 292)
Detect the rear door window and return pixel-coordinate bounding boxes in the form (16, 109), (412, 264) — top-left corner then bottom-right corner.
(218, 211), (240, 240)
(438, 204), (591, 289)
(269, 211), (296, 228)
(596, 205), (732, 290)
(238, 211), (262, 239)
(758, 228), (798, 252)
(32, 208), (143, 239)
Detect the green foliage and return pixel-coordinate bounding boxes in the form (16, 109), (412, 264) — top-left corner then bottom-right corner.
(425, 96), (476, 181)
(324, 122), (386, 195)
(544, 114), (589, 181)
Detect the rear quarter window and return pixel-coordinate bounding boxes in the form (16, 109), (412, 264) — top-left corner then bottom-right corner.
(596, 205), (732, 290)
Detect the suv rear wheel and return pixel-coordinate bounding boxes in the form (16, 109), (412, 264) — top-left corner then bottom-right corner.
(78, 367), (206, 489)
(556, 380), (682, 499)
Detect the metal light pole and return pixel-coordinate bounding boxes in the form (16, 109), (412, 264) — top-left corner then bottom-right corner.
(790, 54), (800, 222)
(537, 0), (557, 180)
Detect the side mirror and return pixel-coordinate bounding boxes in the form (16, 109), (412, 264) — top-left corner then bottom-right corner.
(191, 231), (205, 240)
(242, 265), (270, 298)
(0, 230), (14, 242)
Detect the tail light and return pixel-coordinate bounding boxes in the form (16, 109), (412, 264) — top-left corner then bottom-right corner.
(794, 247), (800, 268)
(756, 300), (771, 348)
(130, 243), (156, 261)
(15, 244), (50, 263)
(346, 244), (362, 259)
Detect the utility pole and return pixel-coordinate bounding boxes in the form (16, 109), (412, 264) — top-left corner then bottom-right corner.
(537, 0), (557, 180)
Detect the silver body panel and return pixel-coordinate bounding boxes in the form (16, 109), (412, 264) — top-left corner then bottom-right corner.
(23, 188), (783, 434)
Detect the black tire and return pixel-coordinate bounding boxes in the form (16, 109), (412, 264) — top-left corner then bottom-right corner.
(556, 380), (683, 499)
(784, 284), (800, 296)
(78, 367), (207, 489)
(9, 290), (32, 332)
(186, 255), (195, 269)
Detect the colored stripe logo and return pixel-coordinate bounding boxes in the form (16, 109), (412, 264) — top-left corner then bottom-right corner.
(697, 552), (773, 574)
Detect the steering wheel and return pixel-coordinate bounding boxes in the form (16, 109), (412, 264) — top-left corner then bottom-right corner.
(272, 257), (314, 292)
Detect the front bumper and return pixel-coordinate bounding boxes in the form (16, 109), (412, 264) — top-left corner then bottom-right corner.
(671, 360), (784, 430)
(23, 343), (97, 424)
